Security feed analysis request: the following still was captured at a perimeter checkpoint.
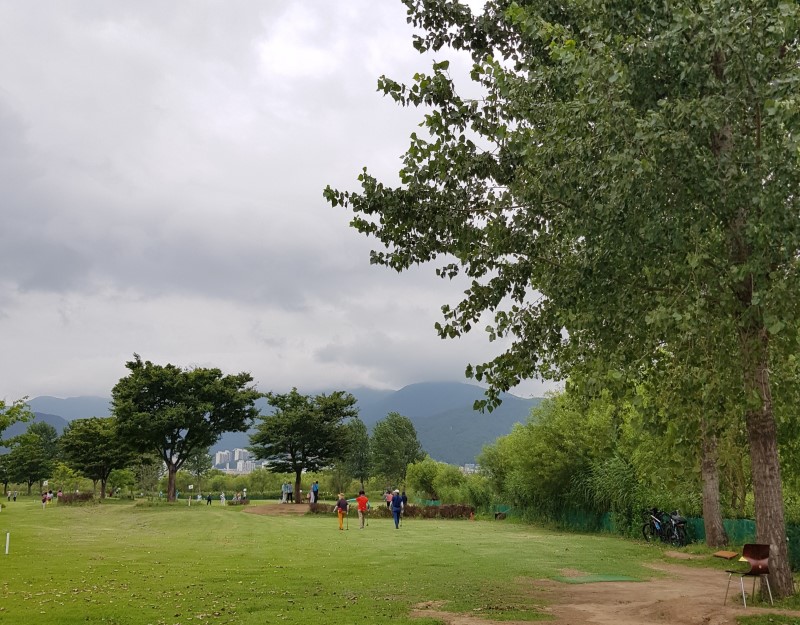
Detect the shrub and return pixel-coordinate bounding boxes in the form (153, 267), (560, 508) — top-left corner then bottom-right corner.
(58, 492), (95, 505)
(226, 499), (250, 506)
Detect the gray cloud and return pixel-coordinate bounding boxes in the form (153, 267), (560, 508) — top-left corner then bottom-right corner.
(0, 1), (558, 401)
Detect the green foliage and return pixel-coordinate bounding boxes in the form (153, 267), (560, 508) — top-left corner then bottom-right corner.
(111, 354), (260, 501)
(370, 412), (425, 485)
(0, 397), (32, 439)
(249, 388), (358, 501)
(57, 491), (95, 505)
(406, 456), (441, 499)
(343, 417), (371, 488)
(49, 462), (92, 494)
(5, 422), (59, 493)
(108, 468), (136, 497)
(328, 0), (800, 593)
(183, 446), (213, 492)
(131, 452), (162, 496)
(60, 417), (133, 498)
(433, 464), (467, 504)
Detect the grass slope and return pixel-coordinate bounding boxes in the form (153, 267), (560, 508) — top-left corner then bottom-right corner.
(1, 498), (657, 625)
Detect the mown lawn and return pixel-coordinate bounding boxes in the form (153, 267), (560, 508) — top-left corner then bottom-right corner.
(1, 497), (663, 624)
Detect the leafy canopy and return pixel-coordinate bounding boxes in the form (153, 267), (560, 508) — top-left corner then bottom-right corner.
(111, 354), (260, 501)
(370, 412), (425, 485)
(249, 388), (359, 480)
(60, 417), (134, 497)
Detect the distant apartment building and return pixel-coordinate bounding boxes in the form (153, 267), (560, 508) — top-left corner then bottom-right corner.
(211, 449), (263, 474)
(214, 450), (231, 467)
(236, 459), (257, 473)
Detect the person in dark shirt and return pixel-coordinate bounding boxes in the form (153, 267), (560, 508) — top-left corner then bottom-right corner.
(335, 493), (349, 530)
(391, 489), (403, 529)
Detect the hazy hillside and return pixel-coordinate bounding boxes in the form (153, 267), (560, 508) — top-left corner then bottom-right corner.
(21, 382), (543, 465)
(27, 396), (111, 419)
(357, 382), (540, 463)
(0, 412), (70, 451)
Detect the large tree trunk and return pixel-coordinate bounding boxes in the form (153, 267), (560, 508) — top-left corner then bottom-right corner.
(699, 424), (728, 547)
(741, 323), (794, 598)
(294, 471), (302, 504)
(167, 463), (178, 502)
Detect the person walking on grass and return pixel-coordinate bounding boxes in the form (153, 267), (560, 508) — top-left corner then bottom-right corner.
(335, 493), (349, 530)
(356, 490), (369, 529)
(391, 489), (403, 529)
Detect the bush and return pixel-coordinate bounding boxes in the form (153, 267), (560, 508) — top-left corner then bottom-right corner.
(58, 492), (95, 505)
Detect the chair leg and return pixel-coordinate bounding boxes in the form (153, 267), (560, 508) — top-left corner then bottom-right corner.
(763, 576), (774, 606)
(740, 577), (747, 608)
(724, 574), (732, 605)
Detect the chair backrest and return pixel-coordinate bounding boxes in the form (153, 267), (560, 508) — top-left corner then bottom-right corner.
(742, 543), (770, 576)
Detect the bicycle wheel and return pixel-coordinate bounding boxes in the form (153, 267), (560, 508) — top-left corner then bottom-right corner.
(642, 522), (656, 542)
(671, 525), (688, 547)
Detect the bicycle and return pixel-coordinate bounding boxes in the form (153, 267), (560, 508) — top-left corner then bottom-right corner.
(642, 508), (688, 546)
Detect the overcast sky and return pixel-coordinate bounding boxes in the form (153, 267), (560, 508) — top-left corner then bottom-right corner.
(0, 1), (557, 401)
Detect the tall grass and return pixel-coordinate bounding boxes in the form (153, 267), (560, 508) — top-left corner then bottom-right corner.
(1, 496), (661, 624)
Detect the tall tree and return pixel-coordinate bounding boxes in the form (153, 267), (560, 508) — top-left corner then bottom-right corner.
(344, 417), (371, 490)
(184, 446), (213, 493)
(249, 389), (358, 502)
(60, 417), (133, 499)
(112, 354), (260, 502)
(326, 0), (800, 595)
(0, 454), (10, 495)
(6, 422), (59, 494)
(370, 412), (425, 486)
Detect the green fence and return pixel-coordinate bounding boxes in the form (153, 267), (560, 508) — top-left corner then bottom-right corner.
(487, 503), (800, 570)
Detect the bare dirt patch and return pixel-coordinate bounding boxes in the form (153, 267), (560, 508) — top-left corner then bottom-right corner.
(411, 562), (800, 625)
(244, 503), (311, 516)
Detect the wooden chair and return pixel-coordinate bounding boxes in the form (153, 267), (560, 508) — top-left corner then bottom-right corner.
(724, 543), (774, 608)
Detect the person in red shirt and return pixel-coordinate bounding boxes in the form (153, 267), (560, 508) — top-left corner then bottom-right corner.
(355, 490), (369, 529)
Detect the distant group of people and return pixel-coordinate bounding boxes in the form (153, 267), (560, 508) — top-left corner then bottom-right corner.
(280, 481), (294, 503)
(6, 490), (18, 502)
(40, 489), (56, 508)
(334, 487), (407, 530)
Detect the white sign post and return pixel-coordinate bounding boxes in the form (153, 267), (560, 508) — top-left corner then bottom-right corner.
(188, 484), (193, 507)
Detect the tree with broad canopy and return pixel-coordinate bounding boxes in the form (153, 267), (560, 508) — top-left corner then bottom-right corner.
(325, 0), (800, 596)
(249, 388), (359, 503)
(111, 354), (260, 502)
(60, 417), (134, 499)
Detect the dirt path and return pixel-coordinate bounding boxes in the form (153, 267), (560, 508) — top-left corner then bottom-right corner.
(243, 503), (310, 516)
(411, 562), (800, 625)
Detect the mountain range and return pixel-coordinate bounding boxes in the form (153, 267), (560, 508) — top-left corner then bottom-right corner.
(10, 382), (542, 464)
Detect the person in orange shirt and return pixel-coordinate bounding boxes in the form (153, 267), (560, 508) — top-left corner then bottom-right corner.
(355, 490), (369, 529)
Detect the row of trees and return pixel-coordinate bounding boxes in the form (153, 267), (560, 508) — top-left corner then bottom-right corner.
(250, 390), (426, 501)
(0, 411), (141, 497)
(1, 356), (427, 504)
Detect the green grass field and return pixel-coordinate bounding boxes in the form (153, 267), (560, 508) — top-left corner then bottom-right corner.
(0, 497), (669, 624)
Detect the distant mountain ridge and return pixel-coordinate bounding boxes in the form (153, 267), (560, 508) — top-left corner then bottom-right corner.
(20, 382), (542, 464)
